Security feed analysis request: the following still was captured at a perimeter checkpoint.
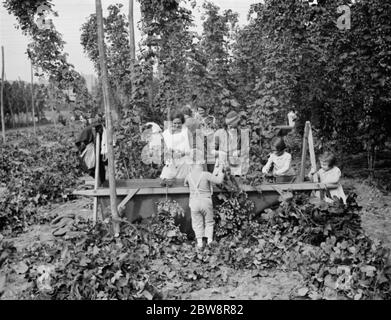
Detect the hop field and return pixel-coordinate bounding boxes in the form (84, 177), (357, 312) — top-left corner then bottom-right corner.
(1, 125), (391, 300)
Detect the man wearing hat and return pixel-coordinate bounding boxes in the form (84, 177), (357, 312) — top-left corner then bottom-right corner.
(194, 106), (216, 132)
(213, 110), (249, 177)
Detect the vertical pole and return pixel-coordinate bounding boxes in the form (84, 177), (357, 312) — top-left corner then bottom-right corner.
(128, 0), (135, 62)
(96, 0), (120, 235)
(30, 61), (36, 136)
(299, 121), (310, 182)
(93, 132), (101, 224)
(129, 0), (136, 95)
(1, 46), (5, 143)
(307, 124), (318, 183)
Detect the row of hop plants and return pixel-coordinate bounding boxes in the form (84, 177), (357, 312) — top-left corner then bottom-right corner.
(0, 125), (84, 234)
(1, 123), (390, 299)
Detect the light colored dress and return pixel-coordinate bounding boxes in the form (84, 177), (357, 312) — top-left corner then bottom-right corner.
(316, 166), (347, 204)
(262, 152), (295, 176)
(160, 127), (191, 179)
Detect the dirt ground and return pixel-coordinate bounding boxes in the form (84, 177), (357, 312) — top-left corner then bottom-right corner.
(1, 176), (390, 300)
(1, 198), (92, 300)
(344, 178), (391, 248)
(185, 270), (304, 300)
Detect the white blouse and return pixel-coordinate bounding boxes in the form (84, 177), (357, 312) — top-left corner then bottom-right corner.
(162, 127), (190, 165)
(317, 166), (347, 204)
(262, 152), (295, 176)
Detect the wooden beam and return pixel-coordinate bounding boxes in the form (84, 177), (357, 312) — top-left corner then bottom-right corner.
(117, 188), (139, 216)
(299, 121), (310, 182)
(73, 182), (339, 197)
(92, 132), (101, 224)
(307, 124), (318, 183)
(84, 178), (186, 187)
(1, 46), (5, 143)
(96, 0), (120, 235)
(128, 0), (136, 97)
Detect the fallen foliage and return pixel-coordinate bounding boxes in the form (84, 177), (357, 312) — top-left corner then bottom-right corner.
(5, 189), (390, 300)
(0, 126), (84, 234)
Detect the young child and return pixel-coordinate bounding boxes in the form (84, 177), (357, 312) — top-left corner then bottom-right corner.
(262, 137), (295, 179)
(184, 149), (224, 249)
(309, 152), (347, 204)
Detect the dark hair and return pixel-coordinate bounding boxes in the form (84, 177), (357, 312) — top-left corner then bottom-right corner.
(319, 152), (336, 167)
(182, 106), (192, 117)
(271, 137), (286, 152)
(168, 111), (185, 124)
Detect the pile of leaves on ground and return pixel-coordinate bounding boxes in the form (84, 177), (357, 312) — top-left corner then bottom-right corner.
(258, 193), (391, 299)
(0, 126), (84, 234)
(9, 201), (186, 300)
(8, 187), (391, 300)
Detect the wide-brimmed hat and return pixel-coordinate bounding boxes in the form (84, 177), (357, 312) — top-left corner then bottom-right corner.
(225, 111), (240, 126)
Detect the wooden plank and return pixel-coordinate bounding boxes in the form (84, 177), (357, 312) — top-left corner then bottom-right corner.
(299, 121), (310, 182)
(85, 178), (176, 187)
(117, 188), (139, 216)
(96, 0), (120, 235)
(308, 125), (318, 183)
(73, 182), (339, 197)
(92, 132), (101, 224)
(85, 178), (198, 190)
(1, 46), (5, 143)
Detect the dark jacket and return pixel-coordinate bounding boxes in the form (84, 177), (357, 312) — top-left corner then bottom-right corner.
(76, 123), (107, 184)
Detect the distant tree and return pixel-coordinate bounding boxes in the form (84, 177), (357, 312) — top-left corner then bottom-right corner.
(4, 0), (93, 116)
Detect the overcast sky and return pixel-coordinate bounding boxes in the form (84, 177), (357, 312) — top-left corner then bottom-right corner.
(0, 0), (258, 82)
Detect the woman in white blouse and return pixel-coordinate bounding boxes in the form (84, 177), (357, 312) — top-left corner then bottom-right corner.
(160, 111), (191, 180)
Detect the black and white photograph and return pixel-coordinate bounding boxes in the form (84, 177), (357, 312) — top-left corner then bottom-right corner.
(0, 0), (391, 305)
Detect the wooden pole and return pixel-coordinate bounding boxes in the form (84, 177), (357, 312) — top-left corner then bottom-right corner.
(129, 0), (135, 66)
(96, 0), (120, 235)
(129, 0), (136, 97)
(307, 124), (318, 183)
(30, 61), (36, 136)
(93, 132), (101, 224)
(299, 121), (310, 182)
(1, 46), (5, 143)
